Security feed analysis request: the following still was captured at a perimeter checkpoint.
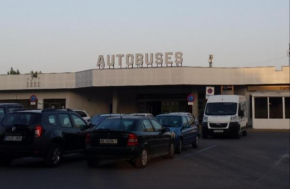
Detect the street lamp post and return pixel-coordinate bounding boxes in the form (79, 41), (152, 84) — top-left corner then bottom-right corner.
(208, 54), (213, 68)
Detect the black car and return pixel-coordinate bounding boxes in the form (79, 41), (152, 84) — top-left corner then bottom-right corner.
(90, 114), (125, 126)
(0, 109), (92, 167)
(0, 103), (23, 121)
(85, 116), (175, 168)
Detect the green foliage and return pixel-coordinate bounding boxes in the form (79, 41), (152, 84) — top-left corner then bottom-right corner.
(7, 67), (20, 75)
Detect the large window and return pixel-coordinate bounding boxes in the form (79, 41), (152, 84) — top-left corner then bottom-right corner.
(255, 97), (268, 118)
(269, 97), (283, 119)
(285, 97), (290, 119)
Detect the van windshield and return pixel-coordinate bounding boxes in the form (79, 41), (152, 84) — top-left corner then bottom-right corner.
(205, 103), (237, 116)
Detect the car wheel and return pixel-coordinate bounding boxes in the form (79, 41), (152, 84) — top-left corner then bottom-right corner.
(234, 129), (241, 139)
(202, 130), (208, 139)
(242, 129), (248, 136)
(176, 139), (182, 154)
(87, 158), (100, 168)
(134, 148), (149, 168)
(44, 143), (62, 167)
(192, 136), (199, 148)
(165, 142), (175, 159)
(0, 158), (13, 167)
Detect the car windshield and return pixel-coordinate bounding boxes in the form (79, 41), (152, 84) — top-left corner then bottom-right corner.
(95, 119), (136, 131)
(155, 116), (181, 127)
(205, 103), (237, 115)
(1, 113), (37, 127)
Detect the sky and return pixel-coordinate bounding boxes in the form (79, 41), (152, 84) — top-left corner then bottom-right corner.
(0, 0), (289, 74)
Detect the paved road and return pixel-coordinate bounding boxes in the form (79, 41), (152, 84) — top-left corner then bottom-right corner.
(0, 131), (289, 189)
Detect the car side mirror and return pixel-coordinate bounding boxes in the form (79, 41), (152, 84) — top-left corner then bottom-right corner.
(194, 119), (199, 126)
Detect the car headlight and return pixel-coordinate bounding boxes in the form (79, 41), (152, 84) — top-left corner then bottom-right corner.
(203, 115), (208, 122)
(171, 132), (176, 138)
(230, 115), (238, 122)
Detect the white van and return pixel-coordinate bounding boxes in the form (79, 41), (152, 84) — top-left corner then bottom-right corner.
(202, 95), (248, 139)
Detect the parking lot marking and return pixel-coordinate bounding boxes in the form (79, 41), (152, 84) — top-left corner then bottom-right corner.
(175, 145), (217, 160)
(275, 153), (289, 166)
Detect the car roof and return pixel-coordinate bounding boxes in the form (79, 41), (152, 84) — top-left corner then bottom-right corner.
(169, 112), (192, 116)
(156, 114), (183, 117)
(12, 110), (43, 113)
(73, 109), (86, 112)
(106, 115), (151, 120)
(0, 103), (23, 107)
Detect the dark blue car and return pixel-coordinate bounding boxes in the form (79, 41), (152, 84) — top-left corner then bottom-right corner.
(155, 113), (199, 153)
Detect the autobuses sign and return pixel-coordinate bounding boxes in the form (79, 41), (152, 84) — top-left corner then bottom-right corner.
(97, 52), (183, 69)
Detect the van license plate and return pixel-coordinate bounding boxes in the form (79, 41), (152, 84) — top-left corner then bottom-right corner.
(100, 139), (118, 144)
(4, 136), (23, 141)
(213, 130), (224, 133)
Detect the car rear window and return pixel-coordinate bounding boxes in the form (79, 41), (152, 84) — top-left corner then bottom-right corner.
(1, 113), (38, 127)
(96, 119), (136, 131)
(155, 116), (181, 127)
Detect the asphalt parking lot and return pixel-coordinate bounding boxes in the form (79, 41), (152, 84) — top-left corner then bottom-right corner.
(0, 131), (289, 189)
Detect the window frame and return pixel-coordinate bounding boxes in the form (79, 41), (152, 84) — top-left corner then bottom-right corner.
(142, 119), (154, 132)
(182, 116), (189, 128)
(58, 113), (73, 128)
(269, 97), (283, 119)
(285, 97), (290, 119)
(71, 114), (87, 129)
(150, 119), (163, 132)
(254, 97), (268, 119)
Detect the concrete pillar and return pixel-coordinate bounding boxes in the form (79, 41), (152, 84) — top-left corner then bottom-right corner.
(192, 92), (199, 121)
(112, 89), (119, 113)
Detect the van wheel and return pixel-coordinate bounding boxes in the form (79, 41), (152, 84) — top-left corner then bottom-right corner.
(0, 158), (13, 167)
(134, 148), (149, 168)
(44, 143), (62, 167)
(87, 158), (100, 168)
(192, 136), (199, 148)
(242, 129), (248, 136)
(234, 130), (240, 139)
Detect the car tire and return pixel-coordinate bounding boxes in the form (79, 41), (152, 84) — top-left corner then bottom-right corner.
(134, 148), (149, 168)
(165, 142), (175, 159)
(44, 143), (63, 167)
(192, 136), (199, 148)
(175, 139), (182, 154)
(234, 129), (240, 139)
(202, 131), (208, 139)
(242, 129), (248, 136)
(0, 158), (13, 167)
(87, 158), (100, 168)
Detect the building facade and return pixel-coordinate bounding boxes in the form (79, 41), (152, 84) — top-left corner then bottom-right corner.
(0, 66), (289, 129)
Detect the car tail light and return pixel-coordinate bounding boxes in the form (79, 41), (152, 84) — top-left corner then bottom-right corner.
(127, 133), (138, 146)
(35, 125), (43, 138)
(86, 134), (91, 145)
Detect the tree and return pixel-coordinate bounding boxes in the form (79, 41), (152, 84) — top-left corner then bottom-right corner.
(7, 67), (20, 75)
